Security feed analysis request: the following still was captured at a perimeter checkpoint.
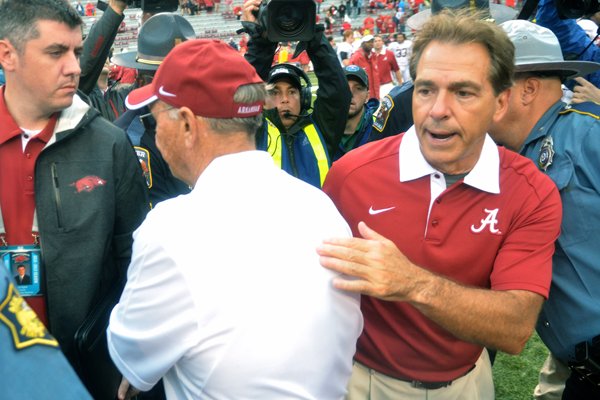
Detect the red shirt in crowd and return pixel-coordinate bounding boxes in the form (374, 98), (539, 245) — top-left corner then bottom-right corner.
(376, 48), (400, 85)
(349, 48), (380, 99)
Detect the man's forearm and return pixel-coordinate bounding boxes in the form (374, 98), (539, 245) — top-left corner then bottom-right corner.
(244, 36), (277, 81)
(308, 32), (351, 154)
(410, 272), (544, 354)
(79, 1), (126, 94)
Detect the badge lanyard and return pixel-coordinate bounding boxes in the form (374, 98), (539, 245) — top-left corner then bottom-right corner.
(0, 207), (43, 296)
(0, 207), (39, 246)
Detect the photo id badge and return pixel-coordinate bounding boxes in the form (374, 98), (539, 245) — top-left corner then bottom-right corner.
(0, 245), (42, 297)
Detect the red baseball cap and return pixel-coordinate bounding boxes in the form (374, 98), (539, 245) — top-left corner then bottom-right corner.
(126, 39), (265, 118)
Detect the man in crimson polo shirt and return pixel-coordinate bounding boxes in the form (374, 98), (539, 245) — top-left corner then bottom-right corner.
(0, 1), (148, 398)
(317, 13), (562, 399)
(373, 34), (402, 98)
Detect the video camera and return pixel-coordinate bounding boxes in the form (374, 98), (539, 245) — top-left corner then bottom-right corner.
(97, 0), (179, 13)
(555, 0), (599, 19)
(253, 0), (317, 42)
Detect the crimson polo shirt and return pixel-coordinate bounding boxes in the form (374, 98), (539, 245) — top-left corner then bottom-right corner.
(323, 127), (562, 382)
(0, 86), (58, 327)
(376, 48), (399, 85)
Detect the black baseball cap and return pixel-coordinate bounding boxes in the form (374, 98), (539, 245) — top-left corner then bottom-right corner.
(268, 64), (302, 89)
(344, 65), (369, 88)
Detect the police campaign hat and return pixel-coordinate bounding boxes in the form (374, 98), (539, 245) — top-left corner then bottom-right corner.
(501, 19), (600, 79)
(407, 0), (516, 30)
(112, 12), (196, 71)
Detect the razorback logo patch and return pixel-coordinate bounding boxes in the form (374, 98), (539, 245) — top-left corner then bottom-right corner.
(0, 282), (58, 349)
(70, 176), (106, 193)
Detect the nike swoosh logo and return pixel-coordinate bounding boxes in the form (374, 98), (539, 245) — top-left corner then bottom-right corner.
(158, 85), (177, 97)
(368, 206), (396, 215)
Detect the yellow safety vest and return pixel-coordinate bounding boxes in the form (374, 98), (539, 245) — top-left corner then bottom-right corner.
(265, 119), (330, 187)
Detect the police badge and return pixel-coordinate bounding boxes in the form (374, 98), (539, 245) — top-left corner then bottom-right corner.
(538, 136), (555, 172)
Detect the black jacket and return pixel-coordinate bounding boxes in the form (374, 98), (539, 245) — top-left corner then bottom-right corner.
(34, 95), (149, 362)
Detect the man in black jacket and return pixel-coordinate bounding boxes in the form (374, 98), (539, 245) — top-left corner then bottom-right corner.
(0, 1), (148, 398)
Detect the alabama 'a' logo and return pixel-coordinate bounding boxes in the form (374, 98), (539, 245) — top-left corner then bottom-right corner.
(471, 208), (502, 235)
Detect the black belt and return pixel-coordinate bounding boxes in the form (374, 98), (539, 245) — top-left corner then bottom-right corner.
(396, 364), (477, 391)
(406, 380), (454, 390)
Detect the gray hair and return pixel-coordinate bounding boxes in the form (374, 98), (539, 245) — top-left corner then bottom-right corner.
(409, 10), (514, 95)
(168, 82), (266, 135)
(0, 0), (82, 53)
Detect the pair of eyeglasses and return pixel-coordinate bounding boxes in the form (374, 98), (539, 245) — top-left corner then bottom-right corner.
(138, 106), (176, 125)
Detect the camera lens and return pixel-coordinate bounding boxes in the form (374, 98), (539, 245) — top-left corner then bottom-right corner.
(273, 4), (306, 38)
(264, 0), (317, 42)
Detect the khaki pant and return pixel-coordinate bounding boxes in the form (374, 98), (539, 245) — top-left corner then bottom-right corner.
(346, 351), (494, 400)
(533, 353), (569, 400)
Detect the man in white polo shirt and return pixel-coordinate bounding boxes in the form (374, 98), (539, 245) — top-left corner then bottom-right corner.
(107, 39), (363, 400)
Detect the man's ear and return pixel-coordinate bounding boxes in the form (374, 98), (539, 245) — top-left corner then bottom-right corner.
(0, 39), (18, 72)
(520, 77), (542, 106)
(178, 107), (200, 149)
(493, 88), (510, 124)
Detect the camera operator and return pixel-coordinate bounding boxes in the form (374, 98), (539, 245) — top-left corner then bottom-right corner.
(241, 0), (351, 188)
(537, 0), (600, 88)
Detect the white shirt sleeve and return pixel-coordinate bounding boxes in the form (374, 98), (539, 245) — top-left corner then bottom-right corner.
(107, 220), (199, 391)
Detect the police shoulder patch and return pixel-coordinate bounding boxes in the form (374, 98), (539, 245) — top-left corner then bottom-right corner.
(559, 102), (600, 119)
(0, 282), (58, 349)
(134, 146), (153, 189)
(373, 95), (394, 132)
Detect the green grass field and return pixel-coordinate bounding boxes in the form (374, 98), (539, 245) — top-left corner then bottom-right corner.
(494, 332), (549, 399)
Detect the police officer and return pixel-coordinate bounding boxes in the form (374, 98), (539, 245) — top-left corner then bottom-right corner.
(489, 20), (600, 400)
(0, 263), (92, 399)
(241, 0), (351, 188)
(112, 13), (195, 206)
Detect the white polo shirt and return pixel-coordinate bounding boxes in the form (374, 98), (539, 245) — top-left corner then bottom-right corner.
(108, 151), (363, 400)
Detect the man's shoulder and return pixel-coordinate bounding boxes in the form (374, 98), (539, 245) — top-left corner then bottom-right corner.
(499, 146), (559, 200)
(388, 81), (414, 98)
(332, 134), (402, 174)
(83, 111), (129, 141)
(559, 101), (600, 120)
